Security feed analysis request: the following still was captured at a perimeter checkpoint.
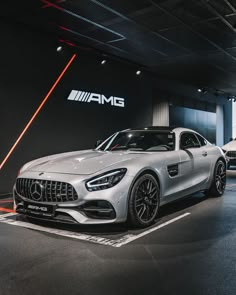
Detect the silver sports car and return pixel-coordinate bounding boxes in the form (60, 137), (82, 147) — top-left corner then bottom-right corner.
(14, 127), (226, 228)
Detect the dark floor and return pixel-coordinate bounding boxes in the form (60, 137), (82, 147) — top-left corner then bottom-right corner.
(1, 171), (236, 295)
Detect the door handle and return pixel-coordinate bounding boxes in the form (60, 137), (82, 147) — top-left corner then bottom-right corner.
(202, 151), (208, 157)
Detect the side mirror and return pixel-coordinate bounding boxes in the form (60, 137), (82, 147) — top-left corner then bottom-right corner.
(95, 139), (103, 148)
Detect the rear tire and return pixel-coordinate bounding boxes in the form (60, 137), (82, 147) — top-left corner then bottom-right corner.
(206, 160), (226, 197)
(128, 174), (160, 228)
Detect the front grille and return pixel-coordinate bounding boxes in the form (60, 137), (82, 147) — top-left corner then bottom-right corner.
(226, 151), (236, 158)
(16, 178), (78, 203)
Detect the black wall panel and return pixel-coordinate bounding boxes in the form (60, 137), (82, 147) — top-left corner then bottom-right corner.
(0, 23), (152, 193)
(169, 105), (216, 143)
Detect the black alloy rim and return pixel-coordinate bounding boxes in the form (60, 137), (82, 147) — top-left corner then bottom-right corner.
(135, 178), (159, 222)
(216, 162), (226, 194)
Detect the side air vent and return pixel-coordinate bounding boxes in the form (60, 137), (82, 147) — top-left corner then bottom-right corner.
(167, 164), (179, 177)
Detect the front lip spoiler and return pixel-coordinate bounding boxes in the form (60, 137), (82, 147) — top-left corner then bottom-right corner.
(15, 207), (78, 224)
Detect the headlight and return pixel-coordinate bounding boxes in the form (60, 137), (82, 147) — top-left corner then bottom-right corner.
(86, 168), (127, 191)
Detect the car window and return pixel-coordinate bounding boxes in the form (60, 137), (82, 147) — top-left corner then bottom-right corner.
(180, 132), (201, 149)
(97, 131), (175, 151)
(195, 134), (207, 146)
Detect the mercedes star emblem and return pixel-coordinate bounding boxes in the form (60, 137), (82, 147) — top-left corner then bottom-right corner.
(30, 181), (44, 201)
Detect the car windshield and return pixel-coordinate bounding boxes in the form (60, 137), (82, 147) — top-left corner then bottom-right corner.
(97, 130), (175, 152)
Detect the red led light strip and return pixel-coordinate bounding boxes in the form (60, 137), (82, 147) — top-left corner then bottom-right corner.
(0, 54), (76, 171)
(0, 207), (15, 213)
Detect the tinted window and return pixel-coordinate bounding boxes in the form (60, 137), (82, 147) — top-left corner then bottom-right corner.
(195, 134), (207, 146)
(180, 133), (200, 149)
(97, 131), (175, 152)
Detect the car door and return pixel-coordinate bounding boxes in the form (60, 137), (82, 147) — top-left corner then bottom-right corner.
(178, 132), (211, 196)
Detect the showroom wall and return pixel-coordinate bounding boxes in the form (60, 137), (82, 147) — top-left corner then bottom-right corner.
(169, 106), (216, 144)
(233, 103), (236, 139)
(152, 79), (232, 146)
(0, 22), (153, 193)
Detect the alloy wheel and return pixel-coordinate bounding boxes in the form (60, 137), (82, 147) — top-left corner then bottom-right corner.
(215, 162), (226, 194)
(134, 178), (159, 223)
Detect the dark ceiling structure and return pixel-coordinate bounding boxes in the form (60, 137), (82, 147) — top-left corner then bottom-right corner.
(3, 0), (236, 94)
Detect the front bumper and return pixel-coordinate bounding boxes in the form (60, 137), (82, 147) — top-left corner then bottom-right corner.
(13, 171), (133, 224)
(225, 156), (236, 166)
(228, 159), (236, 166)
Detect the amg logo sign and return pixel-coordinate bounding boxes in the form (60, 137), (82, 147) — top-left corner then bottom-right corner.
(67, 90), (125, 108)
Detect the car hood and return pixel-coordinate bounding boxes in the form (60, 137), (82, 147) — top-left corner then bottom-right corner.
(222, 141), (236, 151)
(28, 150), (146, 175)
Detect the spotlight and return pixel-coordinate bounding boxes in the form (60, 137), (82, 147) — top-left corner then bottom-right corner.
(227, 96), (232, 101)
(56, 46), (63, 52)
(198, 87), (207, 94)
(101, 59), (106, 65)
(136, 70), (141, 75)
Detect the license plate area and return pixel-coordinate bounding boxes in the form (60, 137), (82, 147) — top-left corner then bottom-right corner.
(24, 201), (55, 217)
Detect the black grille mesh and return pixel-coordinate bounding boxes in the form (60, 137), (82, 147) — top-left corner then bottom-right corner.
(16, 178), (78, 203)
(226, 151), (236, 158)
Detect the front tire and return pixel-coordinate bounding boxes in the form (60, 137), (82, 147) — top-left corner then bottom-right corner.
(128, 174), (160, 228)
(206, 160), (226, 197)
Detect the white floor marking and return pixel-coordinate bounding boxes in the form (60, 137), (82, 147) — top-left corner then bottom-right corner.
(226, 184), (236, 187)
(0, 217), (120, 247)
(0, 212), (191, 247)
(0, 212), (18, 218)
(113, 212), (191, 247)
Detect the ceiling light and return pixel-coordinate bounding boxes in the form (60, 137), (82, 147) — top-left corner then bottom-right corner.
(198, 87), (207, 94)
(136, 70), (141, 75)
(101, 59), (106, 65)
(56, 46), (63, 52)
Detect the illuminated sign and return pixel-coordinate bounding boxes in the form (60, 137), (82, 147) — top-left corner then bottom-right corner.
(67, 90), (125, 108)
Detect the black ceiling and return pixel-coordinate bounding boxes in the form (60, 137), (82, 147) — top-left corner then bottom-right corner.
(3, 0), (236, 94)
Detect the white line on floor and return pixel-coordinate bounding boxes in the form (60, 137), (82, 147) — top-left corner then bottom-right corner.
(0, 212), (18, 218)
(0, 217), (121, 247)
(226, 184), (236, 188)
(113, 212), (191, 247)
(0, 212), (191, 247)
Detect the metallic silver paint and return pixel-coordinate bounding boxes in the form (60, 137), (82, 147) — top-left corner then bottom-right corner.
(13, 128), (225, 224)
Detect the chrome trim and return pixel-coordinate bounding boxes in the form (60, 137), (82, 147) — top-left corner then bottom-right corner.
(16, 178), (78, 203)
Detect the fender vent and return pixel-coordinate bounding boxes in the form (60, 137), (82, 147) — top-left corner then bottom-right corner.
(167, 164), (179, 177)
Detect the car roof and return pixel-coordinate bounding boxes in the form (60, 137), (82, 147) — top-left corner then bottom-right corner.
(126, 126), (198, 133)
(128, 126), (177, 132)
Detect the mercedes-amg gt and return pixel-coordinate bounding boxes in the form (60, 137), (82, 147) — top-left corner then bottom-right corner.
(13, 127), (226, 227)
